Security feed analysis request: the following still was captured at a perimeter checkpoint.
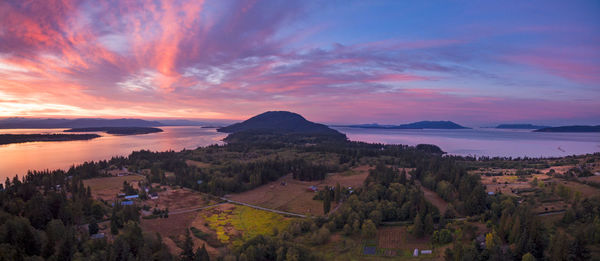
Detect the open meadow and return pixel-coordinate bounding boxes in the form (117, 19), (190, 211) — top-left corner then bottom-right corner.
(227, 166), (371, 216)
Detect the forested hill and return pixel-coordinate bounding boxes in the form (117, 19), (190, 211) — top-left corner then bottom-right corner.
(344, 121), (469, 129)
(0, 118), (163, 128)
(64, 127), (163, 135)
(534, 125), (600, 132)
(218, 111), (347, 143)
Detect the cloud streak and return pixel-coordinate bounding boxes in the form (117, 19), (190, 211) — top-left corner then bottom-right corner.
(0, 0), (598, 125)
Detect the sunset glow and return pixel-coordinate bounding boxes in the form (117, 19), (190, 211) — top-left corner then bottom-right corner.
(1, 1), (598, 124)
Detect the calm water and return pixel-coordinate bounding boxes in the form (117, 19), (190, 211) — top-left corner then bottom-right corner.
(1, 126), (599, 179)
(0, 126), (226, 179)
(334, 127), (600, 158)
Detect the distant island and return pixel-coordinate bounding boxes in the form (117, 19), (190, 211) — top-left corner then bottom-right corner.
(534, 125), (600, 133)
(0, 118), (163, 129)
(496, 124), (550, 129)
(342, 121), (469, 129)
(218, 111), (347, 143)
(65, 127), (163, 135)
(0, 133), (100, 145)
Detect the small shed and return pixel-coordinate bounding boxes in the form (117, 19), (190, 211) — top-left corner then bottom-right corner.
(91, 233), (105, 239)
(124, 194), (139, 200)
(307, 185), (318, 192)
(121, 201), (134, 206)
(413, 249), (419, 257)
(421, 250), (432, 255)
(150, 192), (159, 200)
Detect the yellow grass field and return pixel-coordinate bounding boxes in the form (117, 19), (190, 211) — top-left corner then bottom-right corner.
(200, 204), (292, 246)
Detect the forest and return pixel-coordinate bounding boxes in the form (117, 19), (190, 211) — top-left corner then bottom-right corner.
(0, 133), (598, 260)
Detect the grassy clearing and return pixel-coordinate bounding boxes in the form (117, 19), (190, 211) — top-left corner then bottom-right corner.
(202, 205), (292, 246)
(83, 175), (145, 200)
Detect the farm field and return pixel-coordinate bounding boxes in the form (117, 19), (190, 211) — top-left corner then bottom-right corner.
(198, 203), (293, 246)
(227, 166), (371, 216)
(83, 175), (145, 200)
(149, 186), (217, 211)
(554, 179), (600, 198)
(375, 226), (433, 257)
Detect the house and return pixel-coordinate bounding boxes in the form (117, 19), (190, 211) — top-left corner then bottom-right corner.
(488, 191), (495, 195)
(476, 235), (486, 248)
(363, 246), (376, 255)
(421, 250), (432, 255)
(413, 249), (419, 257)
(121, 201), (134, 206)
(91, 233), (105, 239)
(307, 185), (318, 192)
(150, 192), (159, 200)
(117, 193), (126, 198)
(124, 194), (139, 200)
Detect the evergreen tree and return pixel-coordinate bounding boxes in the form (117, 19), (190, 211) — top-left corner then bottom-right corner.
(334, 182), (341, 202)
(88, 218), (99, 235)
(194, 244), (210, 261)
(323, 188), (331, 214)
(413, 213), (424, 238)
(424, 213), (434, 234)
(110, 211), (119, 235)
(180, 229), (195, 261)
(400, 170), (407, 184)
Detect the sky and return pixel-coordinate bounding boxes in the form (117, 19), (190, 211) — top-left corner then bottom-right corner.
(0, 0), (599, 126)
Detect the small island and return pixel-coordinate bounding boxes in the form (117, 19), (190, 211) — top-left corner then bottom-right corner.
(0, 133), (100, 145)
(65, 127), (163, 135)
(496, 124), (550, 129)
(534, 125), (600, 133)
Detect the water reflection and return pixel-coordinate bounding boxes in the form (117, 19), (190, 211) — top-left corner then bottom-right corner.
(0, 126), (226, 179)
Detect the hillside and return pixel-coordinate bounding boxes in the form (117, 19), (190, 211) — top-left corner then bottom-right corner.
(0, 118), (163, 128)
(496, 124), (550, 129)
(345, 121), (469, 129)
(218, 111), (346, 143)
(534, 125), (600, 133)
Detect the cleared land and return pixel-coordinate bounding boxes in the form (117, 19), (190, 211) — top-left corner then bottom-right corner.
(376, 226), (433, 257)
(149, 186), (217, 211)
(198, 203), (292, 246)
(228, 166), (371, 216)
(420, 185), (449, 214)
(83, 175), (145, 200)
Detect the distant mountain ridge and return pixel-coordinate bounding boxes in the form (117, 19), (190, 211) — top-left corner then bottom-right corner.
(496, 124), (550, 129)
(534, 125), (600, 133)
(64, 127), (163, 135)
(0, 118), (163, 129)
(343, 121), (469, 129)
